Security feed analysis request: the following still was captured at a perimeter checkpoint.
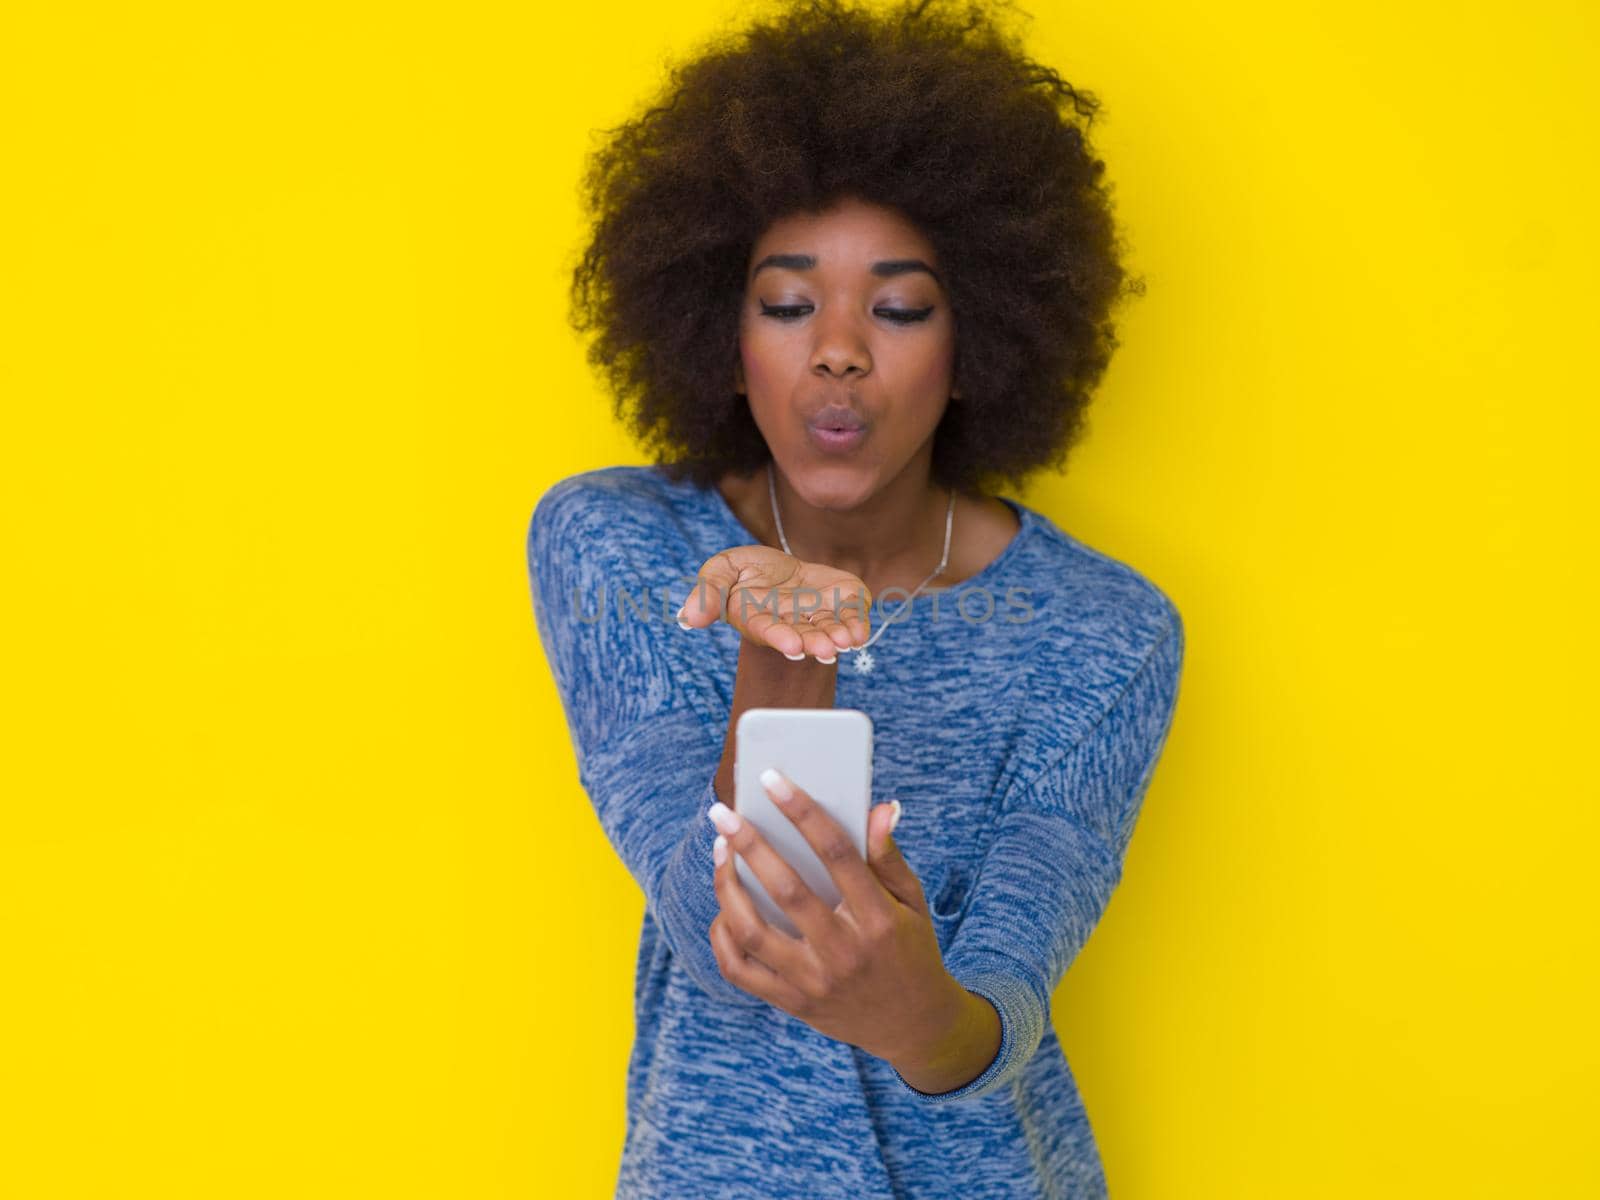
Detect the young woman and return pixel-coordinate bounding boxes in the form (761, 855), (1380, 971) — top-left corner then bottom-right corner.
(528, 2), (1185, 1195)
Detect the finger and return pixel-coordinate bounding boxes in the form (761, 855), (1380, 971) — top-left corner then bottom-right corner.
(679, 557), (739, 628)
(740, 605), (808, 659)
(708, 799), (840, 945)
(831, 583), (874, 646)
(712, 832), (811, 977)
(710, 914), (810, 1012)
(771, 593), (844, 661)
(867, 800), (928, 914)
(791, 619), (842, 663)
(763, 587), (842, 661)
(757, 769), (890, 929)
(804, 606), (858, 652)
(727, 582), (809, 658)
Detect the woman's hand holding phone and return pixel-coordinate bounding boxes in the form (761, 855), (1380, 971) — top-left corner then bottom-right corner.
(677, 545), (872, 663)
(705, 770), (1002, 1096)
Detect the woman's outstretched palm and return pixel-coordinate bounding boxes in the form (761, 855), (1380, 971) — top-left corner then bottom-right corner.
(678, 545), (872, 661)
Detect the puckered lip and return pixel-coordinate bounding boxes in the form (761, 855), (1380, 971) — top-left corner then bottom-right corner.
(806, 404), (867, 432)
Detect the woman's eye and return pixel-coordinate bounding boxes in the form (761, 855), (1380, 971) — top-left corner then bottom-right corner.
(757, 301), (936, 324)
(876, 306), (935, 324)
(759, 302), (813, 321)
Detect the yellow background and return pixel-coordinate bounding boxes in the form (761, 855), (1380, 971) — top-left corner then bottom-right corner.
(3, 1), (1595, 1195)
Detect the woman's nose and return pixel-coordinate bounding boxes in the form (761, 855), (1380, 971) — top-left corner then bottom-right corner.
(810, 311), (872, 378)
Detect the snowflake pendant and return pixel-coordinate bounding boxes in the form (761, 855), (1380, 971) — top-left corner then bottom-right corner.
(853, 647), (876, 675)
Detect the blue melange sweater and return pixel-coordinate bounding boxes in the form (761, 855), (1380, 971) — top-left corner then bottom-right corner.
(526, 464), (1185, 1199)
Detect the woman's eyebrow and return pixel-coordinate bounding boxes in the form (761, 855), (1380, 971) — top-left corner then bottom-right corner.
(749, 254), (942, 286)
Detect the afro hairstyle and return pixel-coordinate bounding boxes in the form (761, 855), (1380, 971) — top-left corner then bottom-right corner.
(568, 0), (1144, 496)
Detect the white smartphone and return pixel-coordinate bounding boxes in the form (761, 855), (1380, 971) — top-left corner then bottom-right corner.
(734, 707), (874, 937)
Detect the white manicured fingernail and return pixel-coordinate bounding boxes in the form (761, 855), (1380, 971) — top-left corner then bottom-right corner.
(888, 800), (903, 833)
(676, 606), (692, 630)
(712, 834), (728, 866)
(817, 654), (836, 664)
(783, 651), (805, 661)
(707, 801), (741, 835)
(759, 767), (794, 803)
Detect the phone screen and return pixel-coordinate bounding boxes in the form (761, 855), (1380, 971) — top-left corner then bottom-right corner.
(733, 707), (874, 936)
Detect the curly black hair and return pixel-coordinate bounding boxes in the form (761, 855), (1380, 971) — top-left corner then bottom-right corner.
(568, 0), (1143, 497)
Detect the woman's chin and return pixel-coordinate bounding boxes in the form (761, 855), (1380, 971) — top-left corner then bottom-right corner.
(786, 463), (879, 512)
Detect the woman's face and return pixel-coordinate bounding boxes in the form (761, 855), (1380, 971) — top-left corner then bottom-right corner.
(736, 195), (959, 510)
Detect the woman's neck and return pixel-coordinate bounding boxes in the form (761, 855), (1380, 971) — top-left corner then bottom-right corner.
(717, 461), (1022, 612)
(776, 470), (951, 589)
(721, 457), (954, 595)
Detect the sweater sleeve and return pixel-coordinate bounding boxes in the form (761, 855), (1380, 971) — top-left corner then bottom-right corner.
(899, 610), (1186, 1103)
(526, 477), (760, 1008)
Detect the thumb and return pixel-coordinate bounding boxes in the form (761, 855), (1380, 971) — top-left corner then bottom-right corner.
(678, 560), (736, 627)
(868, 801), (927, 914)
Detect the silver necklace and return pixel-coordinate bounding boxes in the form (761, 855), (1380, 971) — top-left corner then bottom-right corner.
(766, 460), (954, 676)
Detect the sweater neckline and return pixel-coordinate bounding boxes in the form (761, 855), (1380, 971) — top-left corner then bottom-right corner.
(696, 470), (1036, 594)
